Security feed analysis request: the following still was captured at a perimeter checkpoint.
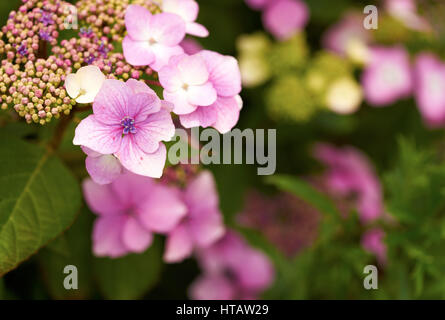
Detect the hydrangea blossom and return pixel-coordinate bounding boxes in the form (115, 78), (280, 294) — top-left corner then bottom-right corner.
(65, 66), (106, 104)
(160, 50), (243, 133)
(73, 79), (175, 178)
(313, 143), (384, 224)
(83, 173), (187, 258)
(164, 171), (225, 263)
(413, 53), (445, 128)
(361, 228), (387, 265)
(161, 0), (209, 38)
(189, 231), (274, 300)
(361, 46), (413, 106)
(123, 4), (186, 71)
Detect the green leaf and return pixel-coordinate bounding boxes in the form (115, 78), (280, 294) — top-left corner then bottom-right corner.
(93, 238), (163, 299)
(0, 138), (81, 276)
(38, 205), (95, 299)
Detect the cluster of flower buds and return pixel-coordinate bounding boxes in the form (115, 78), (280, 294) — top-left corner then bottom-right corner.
(0, 0), (157, 124)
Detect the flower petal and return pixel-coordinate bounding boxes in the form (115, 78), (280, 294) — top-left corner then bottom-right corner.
(138, 185), (187, 233)
(178, 54), (209, 85)
(134, 108), (175, 154)
(150, 44), (184, 72)
(73, 115), (122, 154)
(200, 50), (242, 97)
(129, 92), (162, 122)
(83, 178), (125, 215)
(164, 224), (194, 263)
(121, 216), (154, 253)
(125, 5), (152, 41)
(179, 105), (218, 129)
(76, 65), (106, 104)
(93, 79), (132, 125)
(164, 89), (198, 115)
(187, 82), (217, 106)
(210, 96), (242, 134)
(189, 275), (235, 300)
(85, 154), (123, 185)
(93, 215), (128, 258)
(116, 142), (167, 178)
(126, 78), (157, 96)
(159, 63), (183, 92)
(65, 73), (81, 100)
(123, 36), (155, 67)
(186, 22), (209, 38)
(162, 0), (198, 22)
(151, 12), (186, 45)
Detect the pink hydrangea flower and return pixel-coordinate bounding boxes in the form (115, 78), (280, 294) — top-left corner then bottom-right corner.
(81, 146), (123, 185)
(158, 53), (218, 115)
(161, 0), (209, 38)
(160, 50), (242, 133)
(361, 46), (413, 106)
(164, 171), (225, 263)
(313, 143), (384, 224)
(322, 12), (371, 57)
(83, 172), (187, 258)
(189, 231), (274, 300)
(123, 4), (186, 71)
(361, 228), (387, 265)
(262, 0), (309, 41)
(413, 53), (445, 128)
(73, 79), (175, 178)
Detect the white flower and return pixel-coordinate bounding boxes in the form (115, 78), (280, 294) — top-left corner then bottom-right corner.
(65, 66), (106, 104)
(326, 77), (363, 115)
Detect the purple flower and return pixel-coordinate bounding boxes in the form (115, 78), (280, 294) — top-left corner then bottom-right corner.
(17, 44), (28, 56)
(189, 231), (274, 300)
(38, 30), (52, 41)
(73, 79), (175, 178)
(122, 5), (186, 71)
(361, 46), (413, 106)
(83, 172), (187, 258)
(313, 143), (384, 224)
(79, 27), (94, 38)
(39, 10), (54, 26)
(164, 171), (225, 263)
(413, 53), (445, 128)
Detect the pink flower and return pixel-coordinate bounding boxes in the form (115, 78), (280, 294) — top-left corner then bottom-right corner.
(384, 0), (431, 31)
(123, 5), (186, 71)
(160, 50), (242, 133)
(322, 12), (371, 58)
(189, 231), (274, 300)
(159, 53), (218, 115)
(262, 0), (309, 41)
(362, 46), (413, 106)
(81, 146), (123, 185)
(313, 143), (384, 224)
(361, 228), (387, 265)
(413, 53), (445, 128)
(161, 0), (209, 38)
(83, 172), (187, 258)
(164, 171), (225, 263)
(73, 79), (175, 178)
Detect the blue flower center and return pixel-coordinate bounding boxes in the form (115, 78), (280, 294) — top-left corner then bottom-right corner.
(121, 117), (136, 135)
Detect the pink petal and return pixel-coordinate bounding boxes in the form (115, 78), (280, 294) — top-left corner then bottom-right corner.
(93, 79), (132, 125)
(163, 0), (199, 22)
(178, 54), (209, 86)
(179, 105), (218, 128)
(186, 22), (209, 38)
(185, 171), (219, 213)
(210, 96), (242, 134)
(187, 83), (217, 106)
(109, 172), (154, 205)
(164, 90), (198, 115)
(189, 210), (225, 248)
(83, 179), (125, 215)
(73, 115), (122, 155)
(123, 36), (155, 66)
(116, 142), (167, 178)
(129, 92), (162, 122)
(164, 224), (194, 263)
(93, 215), (128, 258)
(85, 154), (123, 185)
(189, 275), (235, 300)
(159, 63), (183, 92)
(199, 50), (242, 97)
(236, 249), (274, 291)
(121, 216), (154, 253)
(150, 44), (184, 71)
(81, 145), (102, 158)
(150, 12), (186, 45)
(125, 5), (152, 41)
(134, 108), (175, 154)
(126, 78), (157, 96)
(138, 185), (187, 233)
